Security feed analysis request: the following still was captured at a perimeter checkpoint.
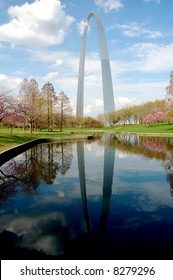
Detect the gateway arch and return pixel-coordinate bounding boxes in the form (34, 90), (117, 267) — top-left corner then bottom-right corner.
(76, 13), (115, 117)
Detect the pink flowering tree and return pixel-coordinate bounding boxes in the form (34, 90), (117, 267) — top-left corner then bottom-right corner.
(143, 111), (168, 125)
(3, 112), (24, 135)
(143, 114), (157, 124)
(154, 111), (168, 122)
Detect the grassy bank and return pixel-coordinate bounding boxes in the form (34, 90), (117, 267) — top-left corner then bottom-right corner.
(1, 123), (173, 153)
(0, 127), (98, 152)
(113, 123), (173, 134)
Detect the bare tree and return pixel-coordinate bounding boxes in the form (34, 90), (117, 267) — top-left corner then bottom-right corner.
(18, 78), (40, 133)
(42, 82), (57, 132)
(57, 91), (72, 131)
(0, 86), (14, 122)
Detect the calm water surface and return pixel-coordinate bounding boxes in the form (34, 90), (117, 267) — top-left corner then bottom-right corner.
(1, 134), (173, 259)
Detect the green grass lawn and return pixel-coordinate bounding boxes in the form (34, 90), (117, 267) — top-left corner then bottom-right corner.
(113, 123), (173, 134)
(0, 127), (96, 152)
(1, 123), (173, 153)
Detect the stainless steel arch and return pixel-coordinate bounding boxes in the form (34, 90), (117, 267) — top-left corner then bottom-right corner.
(76, 13), (115, 117)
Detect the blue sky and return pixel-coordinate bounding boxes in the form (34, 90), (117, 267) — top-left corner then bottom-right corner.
(0, 0), (173, 116)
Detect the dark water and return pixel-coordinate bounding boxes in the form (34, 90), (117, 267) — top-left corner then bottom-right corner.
(1, 134), (173, 260)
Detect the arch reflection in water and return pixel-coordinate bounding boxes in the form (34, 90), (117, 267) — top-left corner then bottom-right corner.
(77, 141), (115, 238)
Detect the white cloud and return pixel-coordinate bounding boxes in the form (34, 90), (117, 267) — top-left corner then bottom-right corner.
(0, 74), (22, 92)
(113, 81), (166, 110)
(46, 71), (59, 80)
(84, 102), (104, 116)
(54, 59), (63, 67)
(95, 99), (103, 107)
(94, 0), (124, 13)
(132, 43), (173, 72)
(0, 0), (75, 47)
(115, 96), (135, 105)
(29, 49), (79, 75)
(114, 22), (163, 39)
(0, 74), (8, 81)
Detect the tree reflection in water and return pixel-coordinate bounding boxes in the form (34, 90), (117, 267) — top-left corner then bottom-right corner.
(106, 134), (173, 196)
(0, 142), (73, 205)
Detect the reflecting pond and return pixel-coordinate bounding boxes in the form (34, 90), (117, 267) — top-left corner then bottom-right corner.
(1, 134), (173, 259)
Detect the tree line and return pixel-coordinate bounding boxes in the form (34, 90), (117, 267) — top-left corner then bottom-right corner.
(0, 78), (74, 133)
(0, 78), (105, 133)
(105, 99), (170, 125)
(1, 72), (173, 130)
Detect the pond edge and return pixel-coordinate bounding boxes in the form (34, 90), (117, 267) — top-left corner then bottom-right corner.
(0, 135), (93, 166)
